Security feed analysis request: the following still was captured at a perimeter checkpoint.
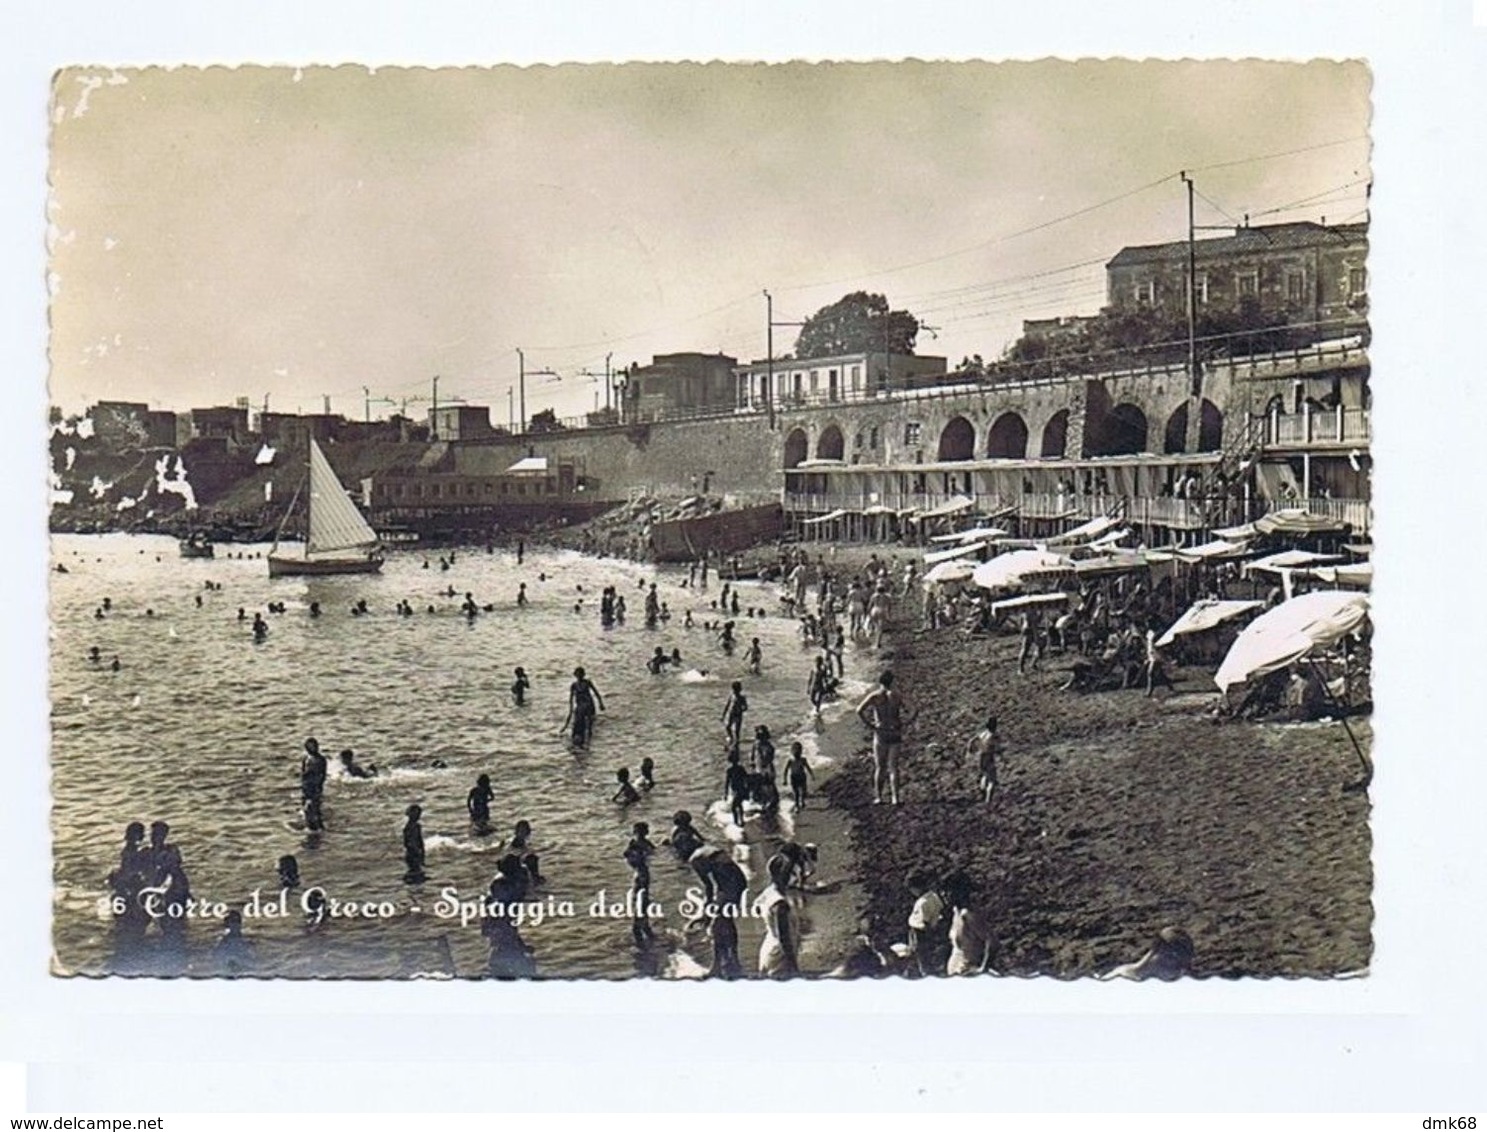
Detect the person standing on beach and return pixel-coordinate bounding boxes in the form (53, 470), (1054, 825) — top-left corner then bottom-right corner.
(964, 715), (1003, 805)
(754, 854), (800, 978)
(943, 872), (995, 976)
(857, 671), (909, 805)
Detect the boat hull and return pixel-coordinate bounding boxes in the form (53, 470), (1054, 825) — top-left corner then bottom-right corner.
(268, 554), (384, 578)
(179, 542), (215, 559)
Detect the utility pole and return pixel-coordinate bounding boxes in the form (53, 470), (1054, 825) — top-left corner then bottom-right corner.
(1181, 172), (1199, 397)
(362, 386), (371, 423)
(764, 290), (806, 425)
(517, 349), (525, 435)
(605, 352), (613, 412)
(431, 375), (440, 438)
(507, 388), (514, 432)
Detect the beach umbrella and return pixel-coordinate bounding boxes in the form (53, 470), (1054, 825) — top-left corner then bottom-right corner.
(971, 549), (1072, 591)
(1213, 590), (1369, 692)
(1156, 599), (1264, 648)
(924, 559), (976, 586)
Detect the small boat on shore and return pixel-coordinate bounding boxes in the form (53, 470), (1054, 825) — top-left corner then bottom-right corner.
(178, 533), (215, 559)
(268, 438), (384, 578)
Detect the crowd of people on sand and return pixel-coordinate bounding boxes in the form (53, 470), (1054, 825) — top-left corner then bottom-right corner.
(85, 532), (1198, 980)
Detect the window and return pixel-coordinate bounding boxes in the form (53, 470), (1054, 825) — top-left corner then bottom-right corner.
(1237, 271), (1259, 299)
(483, 482), (493, 495)
(431, 484), (441, 498)
(1286, 271), (1305, 303)
(1133, 279), (1156, 305)
(904, 421), (922, 446)
(1195, 273), (1209, 305)
(500, 482), (509, 495)
(869, 426), (879, 448)
(1349, 267), (1367, 296)
(850, 364), (861, 392)
(467, 483), (477, 496)
(809, 370), (819, 394)
(411, 485), (422, 498)
(854, 431), (863, 449)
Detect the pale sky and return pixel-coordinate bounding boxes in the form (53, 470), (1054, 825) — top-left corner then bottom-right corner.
(47, 59), (1370, 422)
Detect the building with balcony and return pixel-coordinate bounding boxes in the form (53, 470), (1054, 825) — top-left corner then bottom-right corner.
(734, 351), (949, 410)
(1105, 220), (1369, 332)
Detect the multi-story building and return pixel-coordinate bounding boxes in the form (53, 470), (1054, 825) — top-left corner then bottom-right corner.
(1105, 220), (1369, 333)
(623, 353), (739, 421)
(189, 405), (250, 444)
(429, 404), (494, 441)
(733, 351), (949, 410)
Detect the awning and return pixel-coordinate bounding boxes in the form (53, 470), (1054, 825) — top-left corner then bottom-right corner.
(1302, 562), (1373, 589)
(1253, 508), (1351, 536)
(918, 494), (976, 519)
(1213, 521), (1260, 541)
(1243, 549), (1343, 576)
(972, 549), (1073, 591)
(1214, 591), (1370, 691)
(506, 455), (549, 473)
(1048, 514), (1121, 545)
(1090, 527), (1131, 549)
(924, 541), (990, 566)
(1068, 550), (1151, 577)
(1156, 599), (1265, 647)
(801, 509), (850, 525)
(991, 591), (1072, 614)
(861, 504), (896, 516)
(923, 559), (976, 585)
(1175, 538), (1252, 563)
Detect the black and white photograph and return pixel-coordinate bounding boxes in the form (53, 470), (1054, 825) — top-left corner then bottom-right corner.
(43, 58), (1378, 984)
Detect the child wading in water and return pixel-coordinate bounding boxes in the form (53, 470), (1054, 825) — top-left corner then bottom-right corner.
(402, 804), (426, 883)
(745, 637), (763, 676)
(724, 750), (751, 827)
(613, 767), (641, 805)
(783, 740), (814, 811)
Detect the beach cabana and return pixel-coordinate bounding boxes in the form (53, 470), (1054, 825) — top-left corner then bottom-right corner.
(1175, 538), (1252, 564)
(1213, 590), (1370, 692)
(1302, 562), (1373, 590)
(972, 549), (1073, 592)
(1253, 509), (1351, 537)
(1157, 599), (1265, 648)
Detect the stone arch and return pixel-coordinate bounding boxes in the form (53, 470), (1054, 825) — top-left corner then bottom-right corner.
(1164, 403), (1189, 454)
(1040, 409), (1069, 458)
(1088, 402), (1148, 456)
(783, 427), (808, 469)
(937, 415), (975, 461)
(816, 423), (845, 461)
(1197, 399), (1223, 452)
(986, 411), (1030, 459)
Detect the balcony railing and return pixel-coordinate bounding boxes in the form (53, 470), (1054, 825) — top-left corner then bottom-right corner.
(1260, 407), (1370, 448)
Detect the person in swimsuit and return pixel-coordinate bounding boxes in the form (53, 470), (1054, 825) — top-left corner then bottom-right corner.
(624, 822), (657, 945)
(666, 811), (706, 860)
(467, 773), (495, 834)
(612, 767), (641, 805)
(943, 871), (994, 976)
(782, 741), (814, 811)
(720, 681), (749, 752)
(745, 637), (763, 675)
(856, 670), (909, 805)
(511, 667), (530, 705)
(754, 854), (799, 978)
(402, 804), (426, 883)
(339, 749), (378, 779)
(566, 666), (605, 747)
(690, 845), (748, 979)
(723, 750), (750, 827)
(964, 715), (1003, 805)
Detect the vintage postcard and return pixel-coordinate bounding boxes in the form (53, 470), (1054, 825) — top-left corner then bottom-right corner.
(46, 59), (1373, 982)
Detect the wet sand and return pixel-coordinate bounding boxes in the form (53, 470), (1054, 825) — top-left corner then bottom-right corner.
(823, 618), (1373, 978)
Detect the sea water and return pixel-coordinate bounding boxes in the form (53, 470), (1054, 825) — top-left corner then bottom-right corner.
(48, 533), (864, 979)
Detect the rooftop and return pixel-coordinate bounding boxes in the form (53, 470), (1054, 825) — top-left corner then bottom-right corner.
(1107, 221), (1368, 269)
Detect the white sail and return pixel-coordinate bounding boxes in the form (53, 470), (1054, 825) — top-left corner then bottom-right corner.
(306, 438), (378, 556)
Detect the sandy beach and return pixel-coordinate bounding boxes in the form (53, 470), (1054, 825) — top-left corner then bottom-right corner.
(823, 613), (1373, 979)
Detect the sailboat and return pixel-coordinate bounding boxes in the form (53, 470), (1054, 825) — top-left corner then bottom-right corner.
(267, 437), (384, 577)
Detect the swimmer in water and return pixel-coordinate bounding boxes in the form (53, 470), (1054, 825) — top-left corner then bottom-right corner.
(565, 666), (605, 748)
(751, 725), (776, 775)
(612, 767), (641, 805)
(110, 657), (121, 671)
(252, 613), (269, 642)
(511, 667), (530, 705)
(639, 756), (655, 790)
(665, 810), (705, 860)
(467, 773), (495, 835)
(88, 646), (102, 664)
(517, 583), (528, 607)
(339, 749), (378, 779)
(745, 636), (763, 676)
(647, 647), (669, 675)
(402, 804), (426, 883)
(684, 610), (694, 629)
(670, 647), (683, 666)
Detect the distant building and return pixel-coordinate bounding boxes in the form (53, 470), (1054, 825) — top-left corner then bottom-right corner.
(1105, 220), (1368, 330)
(258, 412), (347, 449)
(429, 404), (494, 441)
(733, 351), (949, 408)
(624, 352), (738, 421)
(190, 405), (250, 443)
(1020, 315), (1098, 348)
(88, 402), (180, 450)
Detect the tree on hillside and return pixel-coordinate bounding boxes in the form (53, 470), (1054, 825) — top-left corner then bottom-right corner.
(794, 292), (920, 359)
